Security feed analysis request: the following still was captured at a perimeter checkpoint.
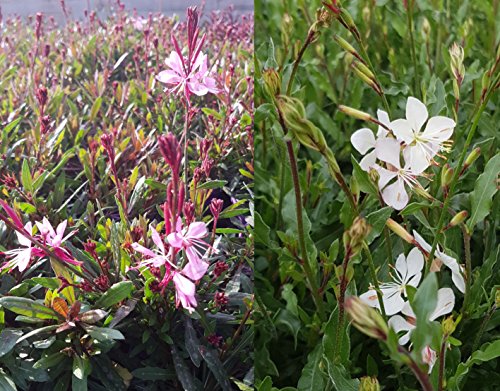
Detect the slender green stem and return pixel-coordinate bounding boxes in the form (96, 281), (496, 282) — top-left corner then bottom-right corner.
(461, 226), (472, 316)
(335, 249), (352, 361)
(286, 140), (326, 321)
(407, 0), (420, 97)
(286, 29), (315, 95)
(426, 74), (499, 273)
(438, 337), (447, 391)
(363, 243), (387, 320)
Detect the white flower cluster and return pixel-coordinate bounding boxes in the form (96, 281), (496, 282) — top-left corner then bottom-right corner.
(351, 97), (456, 210)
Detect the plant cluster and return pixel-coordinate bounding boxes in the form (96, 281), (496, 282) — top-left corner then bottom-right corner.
(0, 3), (253, 390)
(255, 0), (499, 390)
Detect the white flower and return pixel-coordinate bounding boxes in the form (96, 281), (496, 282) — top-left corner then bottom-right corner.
(2, 222), (34, 272)
(388, 287), (455, 344)
(390, 97), (456, 173)
(374, 137), (424, 210)
(351, 109), (391, 171)
(360, 248), (424, 316)
(413, 230), (465, 293)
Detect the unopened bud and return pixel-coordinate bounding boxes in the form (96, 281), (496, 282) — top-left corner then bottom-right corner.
(464, 147), (481, 168)
(359, 376), (380, 391)
(449, 211), (468, 227)
(441, 164), (454, 188)
(334, 35), (358, 56)
(276, 96), (328, 153)
(413, 185), (434, 201)
(422, 17), (431, 39)
(262, 68), (281, 97)
(449, 43), (465, 84)
(338, 105), (372, 121)
(316, 7), (335, 28)
(442, 316), (457, 336)
(345, 296), (388, 341)
(344, 217), (371, 255)
(481, 70), (490, 91)
(386, 218), (414, 244)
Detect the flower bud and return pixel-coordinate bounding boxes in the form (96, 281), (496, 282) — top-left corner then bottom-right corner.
(464, 147), (481, 168)
(359, 376), (380, 391)
(345, 296), (388, 341)
(386, 218), (414, 244)
(441, 164), (454, 188)
(334, 35), (358, 56)
(276, 95), (328, 153)
(338, 105), (372, 121)
(413, 185), (434, 201)
(422, 17), (431, 40)
(344, 217), (371, 255)
(442, 316), (457, 336)
(449, 43), (465, 85)
(262, 68), (281, 97)
(449, 210), (468, 227)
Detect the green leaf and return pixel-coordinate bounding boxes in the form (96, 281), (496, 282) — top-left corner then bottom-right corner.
(185, 318), (202, 367)
(95, 281), (134, 308)
(322, 307), (350, 366)
(0, 297), (60, 320)
(31, 277), (61, 289)
(468, 152), (500, 230)
(197, 180), (228, 190)
(72, 356), (91, 391)
(90, 97), (103, 120)
(0, 369), (16, 391)
(171, 345), (202, 391)
(297, 345), (326, 391)
(448, 340), (500, 390)
(16, 325), (58, 345)
(366, 207), (393, 244)
(351, 156), (378, 196)
(84, 325), (124, 341)
(219, 208), (250, 219)
(21, 159), (33, 193)
(410, 273), (438, 353)
(198, 345), (233, 391)
(131, 367), (174, 381)
(324, 360), (359, 391)
(0, 329), (23, 357)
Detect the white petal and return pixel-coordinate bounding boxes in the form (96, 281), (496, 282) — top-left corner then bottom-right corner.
(359, 150), (377, 171)
(360, 289), (382, 309)
(351, 128), (376, 154)
(388, 315), (414, 345)
(413, 230), (431, 253)
(405, 248), (425, 281)
(406, 96), (428, 133)
(377, 166), (398, 189)
(376, 109), (390, 137)
(451, 269), (466, 294)
(381, 287), (405, 316)
(375, 138), (402, 169)
(401, 301), (416, 318)
(391, 119), (415, 144)
(382, 178), (409, 210)
(17, 222), (33, 247)
(395, 253), (408, 281)
(422, 116), (456, 141)
(430, 288), (455, 320)
(403, 144), (431, 174)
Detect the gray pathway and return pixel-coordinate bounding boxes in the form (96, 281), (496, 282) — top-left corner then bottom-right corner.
(1, 0), (253, 22)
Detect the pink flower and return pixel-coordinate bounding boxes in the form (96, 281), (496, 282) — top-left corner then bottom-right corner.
(2, 222), (37, 272)
(35, 217), (81, 266)
(167, 219), (212, 280)
(132, 226), (168, 268)
(172, 271), (197, 313)
(156, 50), (219, 98)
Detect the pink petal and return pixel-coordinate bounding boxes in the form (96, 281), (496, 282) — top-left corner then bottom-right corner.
(182, 259), (208, 281)
(165, 51), (184, 75)
(167, 232), (184, 249)
(172, 273), (197, 313)
(150, 227), (165, 254)
(16, 222), (33, 247)
(186, 222), (207, 239)
(156, 70), (183, 85)
(0, 200), (24, 229)
(131, 243), (156, 258)
(185, 247), (202, 265)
